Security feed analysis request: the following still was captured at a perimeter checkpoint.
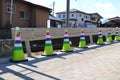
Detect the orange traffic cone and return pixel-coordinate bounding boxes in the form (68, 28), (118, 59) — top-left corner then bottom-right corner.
(42, 30), (57, 56)
(97, 30), (104, 45)
(10, 27), (28, 62)
(61, 29), (73, 52)
(78, 31), (88, 48)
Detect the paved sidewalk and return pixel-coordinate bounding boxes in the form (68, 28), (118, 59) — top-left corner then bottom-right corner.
(0, 42), (120, 80)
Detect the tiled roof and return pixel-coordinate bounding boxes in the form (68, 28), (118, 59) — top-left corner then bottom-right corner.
(22, 0), (51, 10)
(56, 9), (87, 14)
(109, 16), (120, 20)
(49, 15), (65, 22)
(56, 8), (102, 18)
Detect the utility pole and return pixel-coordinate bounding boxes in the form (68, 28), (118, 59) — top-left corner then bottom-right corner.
(66, 0), (70, 27)
(52, 1), (55, 16)
(10, 0), (13, 28)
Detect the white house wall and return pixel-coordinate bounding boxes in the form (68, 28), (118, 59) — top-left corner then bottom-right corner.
(56, 9), (101, 28)
(76, 13), (91, 27)
(86, 24), (97, 28)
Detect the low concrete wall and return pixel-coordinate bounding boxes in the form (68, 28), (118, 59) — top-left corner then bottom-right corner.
(1, 27), (118, 57)
(12, 28), (116, 41)
(0, 39), (13, 57)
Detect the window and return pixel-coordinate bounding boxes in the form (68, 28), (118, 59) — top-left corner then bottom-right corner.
(79, 14), (81, 17)
(63, 14), (65, 18)
(19, 11), (30, 20)
(69, 23), (72, 27)
(58, 15), (61, 18)
(81, 18), (84, 21)
(71, 14), (74, 17)
(20, 11), (25, 19)
(91, 17), (96, 21)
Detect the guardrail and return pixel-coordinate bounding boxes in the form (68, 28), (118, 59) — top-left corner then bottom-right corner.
(1, 27), (118, 57)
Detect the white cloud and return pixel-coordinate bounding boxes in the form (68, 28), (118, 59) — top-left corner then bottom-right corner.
(96, 2), (116, 12)
(95, 2), (118, 18)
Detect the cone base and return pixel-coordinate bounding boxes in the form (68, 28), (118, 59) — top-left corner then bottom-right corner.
(113, 40), (120, 42)
(114, 40), (120, 41)
(107, 41), (113, 42)
(61, 50), (73, 52)
(10, 58), (28, 63)
(107, 41), (113, 43)
(42, 53), (57, 56)
(97, 43), (105, 45)
(78, 46), (88, 49)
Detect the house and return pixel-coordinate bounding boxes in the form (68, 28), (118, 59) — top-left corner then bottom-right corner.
(56, 9), (102, 28)
(0, 0), (52, 28)
(49, 14), (65, 28)
(102, 16), (120, 27)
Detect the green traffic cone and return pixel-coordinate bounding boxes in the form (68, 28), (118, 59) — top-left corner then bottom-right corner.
(114, 29), (120, 41)
(107, 30), (113, 42)
(10, 27), (28, 62)
(43, 30), (56, 56)
(119, 35), (120, 40)
(97, 30), (104, 45)
(79, 31), (88, 48)
(62, 29), (73, 52)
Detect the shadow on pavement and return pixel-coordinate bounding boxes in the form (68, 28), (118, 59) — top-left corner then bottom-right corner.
(0, 41), (119, 80)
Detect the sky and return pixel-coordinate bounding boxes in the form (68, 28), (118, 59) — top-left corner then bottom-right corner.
(26, 0), (120, 22)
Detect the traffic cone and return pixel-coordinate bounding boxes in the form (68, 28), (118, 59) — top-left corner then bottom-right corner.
(107, 30), (113, 42)
(78, 31), (88, 48)
(119, 35), (120, 40)
(10, 27), (28, 62)
(61, 29), (73, 52)
(43, 30), (56, 56)
(97, 30), (104, 45)
(114, 29), (120, 41)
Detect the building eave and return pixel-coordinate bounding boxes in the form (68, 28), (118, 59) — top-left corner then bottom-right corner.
(49, 15), (65, 22)
(85, 20), (98, 24)
(56, 9), (89, 15)
(56, 9), (103, 19)
(23, 0), (52, 10)
(109, 16), (120, 20)
(89, 13), (103, 18)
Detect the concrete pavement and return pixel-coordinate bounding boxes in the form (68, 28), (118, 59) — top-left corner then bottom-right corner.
(0, 42), (120, 80)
